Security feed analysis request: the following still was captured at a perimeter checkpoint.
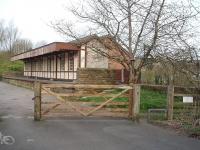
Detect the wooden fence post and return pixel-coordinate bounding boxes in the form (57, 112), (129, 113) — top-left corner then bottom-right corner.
(133, 84), (141, 119)
(129, 84), (140, 120)
(128, 84), (133, 118)
(167, 85), (174, 120)
(34, 81), (41, 121)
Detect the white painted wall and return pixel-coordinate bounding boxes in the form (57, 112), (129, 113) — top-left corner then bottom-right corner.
(80, 45), (86, 68)
(86, 39), (108, 69)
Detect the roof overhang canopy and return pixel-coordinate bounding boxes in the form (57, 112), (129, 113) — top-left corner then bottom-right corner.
(11, 42), (80, 61)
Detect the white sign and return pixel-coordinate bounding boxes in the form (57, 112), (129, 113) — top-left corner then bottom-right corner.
(183, 96), (193, 103)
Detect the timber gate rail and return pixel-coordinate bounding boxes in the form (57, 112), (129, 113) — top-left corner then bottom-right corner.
(33, 82), (140, 120)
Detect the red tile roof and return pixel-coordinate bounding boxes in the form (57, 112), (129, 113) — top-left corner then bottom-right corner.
(11, 42), (80, 61)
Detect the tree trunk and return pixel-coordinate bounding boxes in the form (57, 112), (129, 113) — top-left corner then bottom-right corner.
(129, 64), (141, 84)
(128, 63), (141, 120)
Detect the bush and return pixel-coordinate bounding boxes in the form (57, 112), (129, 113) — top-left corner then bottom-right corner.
(0, 51), (24, 76)
(8, 61), (24, 71)
(140, 89), (167, 112)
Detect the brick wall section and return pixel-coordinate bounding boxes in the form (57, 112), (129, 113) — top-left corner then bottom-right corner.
(77, 68), (117, 84)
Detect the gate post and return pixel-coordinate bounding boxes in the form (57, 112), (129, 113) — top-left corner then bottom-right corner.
(34, 81), (41, 121)
(129, 84), (140, 120)
(133, 84), (141, 120)
(128, 84), (133, 118)
(167, 85), (174, 120)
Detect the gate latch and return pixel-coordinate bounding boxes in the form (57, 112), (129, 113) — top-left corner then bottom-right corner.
(32, 96), (40, 101)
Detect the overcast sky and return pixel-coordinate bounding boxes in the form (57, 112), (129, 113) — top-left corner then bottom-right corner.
(0, 0), (78, 44)
(1, 0), (200, 48)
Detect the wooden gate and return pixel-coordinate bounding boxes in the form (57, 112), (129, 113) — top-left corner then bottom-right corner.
(33, 82), (133, 120)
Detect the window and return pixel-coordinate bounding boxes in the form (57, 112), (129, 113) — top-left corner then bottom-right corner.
(47, 57), (51, 71)
(32, 61), (36, 72)
(60, 53), (65, 71)
(38, 59), (43, 71)
(24, 61), (30, 71)
(51, 56), (55, 71)
(69, 52), (74, 71)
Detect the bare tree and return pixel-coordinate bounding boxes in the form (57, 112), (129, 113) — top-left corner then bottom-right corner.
(0, 20), (6, 50)
(0, 21), (20, 54)
(52, 0), (200, 84)
(34, 40), (47, 48)
(4, 22), (20, 53)
(12, 39), (33, 55)
(171, 48), (199, 87)
(0, 20), (34, 58)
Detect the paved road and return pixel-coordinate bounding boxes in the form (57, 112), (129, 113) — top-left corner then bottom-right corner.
(0, 82), (199, 150)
